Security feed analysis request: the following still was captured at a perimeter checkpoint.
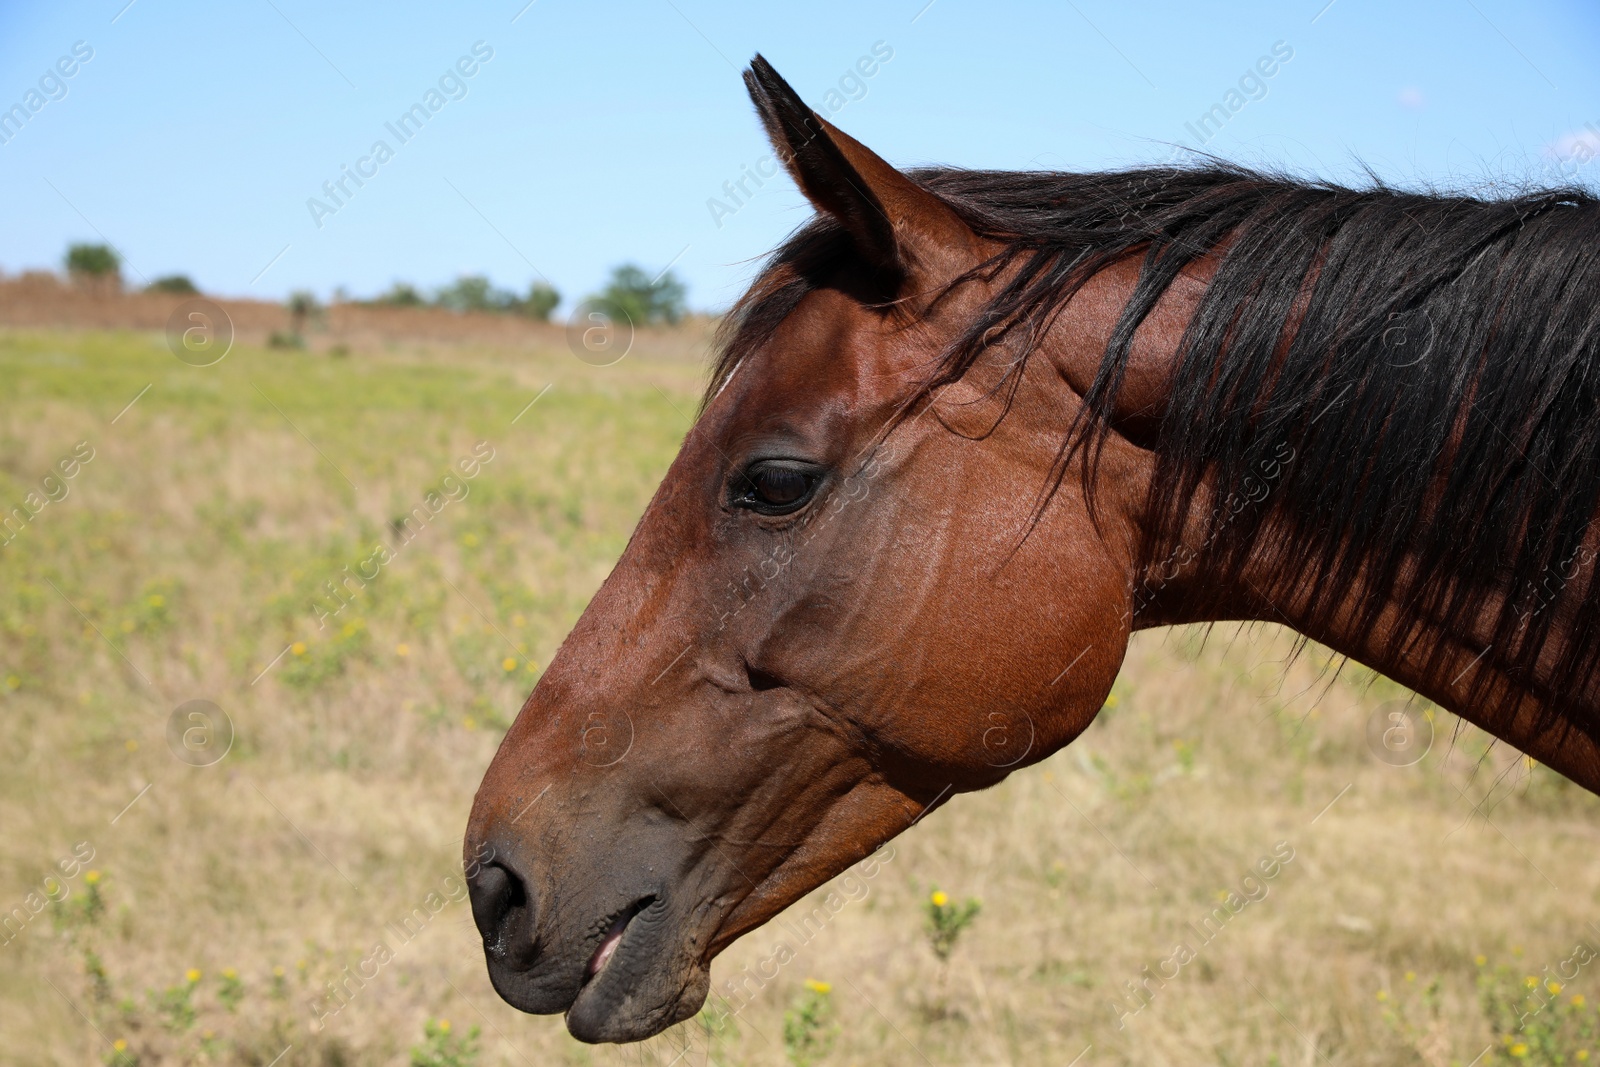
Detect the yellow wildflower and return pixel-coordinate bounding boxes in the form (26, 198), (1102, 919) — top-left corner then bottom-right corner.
(1512, 1044), (1530, 1058)
(1574, 994), (1587, 1007)
(1404, 971), (1416, 982)
(804, 978), (832, 994)
(113, 1039), (128, 1051)
(292, 642), (307, 655)
(222, 968), (237, 979)
(1577, 1051), (1589, 1062)
(502, 657), (517, 672)
(1376, 990), (1388, 1001)
(273, 965), (285, 977)
(930, 891), (949, 908)
(1475, 954), (1487, 966)
(438, 1019), (451, 1033)
(1526, 976), (1540, 989)
(1549, 980), (1563, 995)
(185, 968), (201, 983)
(396, 643), (410, 656)
(85, 870), (101, 884)
(124, 739), (138, 752)
(147, 594), (164, 607)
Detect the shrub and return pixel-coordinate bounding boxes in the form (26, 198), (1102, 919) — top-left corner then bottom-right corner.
(146, 274), (198, 295)
(65, 243), (121, 288)
(368, 277), (557, 319)
(287, 291), (321, 336)
(410, 1018), (479, 1067)
(783, 980), (836, 1067)
(1476, 957), (1599, 1063)
(375, 282), (425, 307)
(522, 280), (560, 321)
(279, 620), (370, 689)
(152, 969), (200, 1032)
(924, 888), (981, 962)
(434, 275), (518, 314)
(72, 868), (106, 926)
(589, 263), (686, 326)
(218, 968), (244, 1012)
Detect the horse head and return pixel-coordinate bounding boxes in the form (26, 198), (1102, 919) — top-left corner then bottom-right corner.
(464, 57), (1140, 1042)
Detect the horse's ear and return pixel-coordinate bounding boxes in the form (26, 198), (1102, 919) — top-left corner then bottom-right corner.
(744, 54), (977, 289)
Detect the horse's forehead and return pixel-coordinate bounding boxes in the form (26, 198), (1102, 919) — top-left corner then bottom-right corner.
(731, 288), (903, 416)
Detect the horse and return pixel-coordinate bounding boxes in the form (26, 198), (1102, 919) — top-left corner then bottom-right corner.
(465, 55), (1600, 1043)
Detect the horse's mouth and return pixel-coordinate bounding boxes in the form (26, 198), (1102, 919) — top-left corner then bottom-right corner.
(564, 894), (705, 1043)
(583, 896), (653, 982)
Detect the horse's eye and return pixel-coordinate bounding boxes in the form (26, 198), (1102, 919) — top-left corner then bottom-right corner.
(733, 462), (820, 515)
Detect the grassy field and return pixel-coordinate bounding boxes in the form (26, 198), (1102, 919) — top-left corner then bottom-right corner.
(5, 323), (1600, 1067)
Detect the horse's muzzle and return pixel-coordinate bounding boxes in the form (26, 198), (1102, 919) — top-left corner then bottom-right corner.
(465, 833), (711, 1042)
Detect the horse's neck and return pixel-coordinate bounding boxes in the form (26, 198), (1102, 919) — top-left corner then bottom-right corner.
(1143, 507), (1600, 793)
(1038, 246), (1600, 789)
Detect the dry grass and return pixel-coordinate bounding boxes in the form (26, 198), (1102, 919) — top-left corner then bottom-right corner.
(4, 322), (1599, 1067)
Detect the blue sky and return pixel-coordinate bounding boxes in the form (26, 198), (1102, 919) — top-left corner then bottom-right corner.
(0, 0), (1596, 312)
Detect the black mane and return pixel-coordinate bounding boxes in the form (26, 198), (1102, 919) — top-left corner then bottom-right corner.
(710, 163), (1600, 741)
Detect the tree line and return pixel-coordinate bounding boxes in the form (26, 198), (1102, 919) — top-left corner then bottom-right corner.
(52, 242), (690, 327)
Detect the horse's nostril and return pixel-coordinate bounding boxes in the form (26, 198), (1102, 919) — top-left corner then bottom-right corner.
(746, 662), (783, 692)
(469, 862), (532, 957)
(469, 864), (509, 937)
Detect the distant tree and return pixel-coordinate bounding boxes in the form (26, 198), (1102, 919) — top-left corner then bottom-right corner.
(434, 274), (518, 314)
(522, 280), (560, 322)
(147, 274), (198, 295)
(64, 243), (121, 290)
(286, 290), (321, 337)
(375, 282), (425, 307)
(591, 264), (686, 326)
